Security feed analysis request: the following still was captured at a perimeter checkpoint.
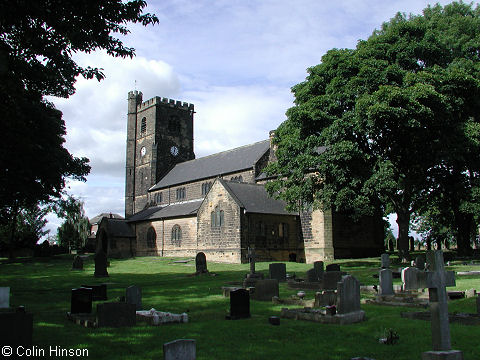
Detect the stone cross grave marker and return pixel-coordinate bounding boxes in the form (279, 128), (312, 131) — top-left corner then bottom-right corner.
(0, 287), (9, 308)
(195, 252), (207, 274)
(96, 302), (136, 327)
(248, 246), (256, 274)
(337, 275), (361, 314)
(381, 253), (390, 269)
(379, 269), (394, 295)
(227, 288), (250, 319)
(269, 263), (286, 282)
(94, 251), (109, 277)
(72, 255), (83, 270)
(422, 250), (462, 360)
(313, 261), (324, 280)
(71, 287), (93, 314)
(126, 285), (142, 311)
(163, 339), (196, 360)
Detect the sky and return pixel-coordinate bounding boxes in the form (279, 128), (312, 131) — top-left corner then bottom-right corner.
(44, 0), (457, 238)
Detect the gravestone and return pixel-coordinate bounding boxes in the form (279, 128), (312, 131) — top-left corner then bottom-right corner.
(72, 255), (84, 270)
(251, 279), (279, 301)
(0, 307), (33, 347)
(425, 250), (435, 271)
(227, 289), (250, 319)
(269, 263), (286, 282)
(163, 339), (196, 360)
(195, 252), (207, 274)
(379, 269), (394, 295)
(126, 285), (142, 310)
(306, 268), (319, 282)
(422, 251), (462, 360)
(381, 253), (390, 269)
(71, 287), (93, 314)
(244, 247), (264, 287)
(323, 271), (343, 290)
(313, 261), (324, 280)
(337, 275), (361, 314)
(388, 239), (394, 252)
(81, 284), (107, 301)
(401, 267), (426, 291)
(94, 251), (109, 277)
(315, 290), (336, 307)
(97, 302), (136, 327)
(416, 255), (426, 271)
(326, 263), (340, 272)
(248, 247), (256, 275)
(0, 287), (9, 308)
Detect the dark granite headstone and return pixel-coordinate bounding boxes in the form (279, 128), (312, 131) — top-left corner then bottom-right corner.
(415, 255), (426, 271)
(163, 339), (196, 360)
(323, 271), (343, 290)
(326, 263), (341, 272)
(81, 284), (107, 301)
(337, 275), (361, 314)
(71, 287), (93, 314)
(251, 279), (279, 301)
(269, 263), (286, 282)
(269, 316), (280, 325)
(96, 302), (136, 327)
(0, 307), (33, 347)
(195, 252), (208, 274)
(227, 289), (250, 319)
(94, 251), (109, 277)
(72, 255), (84, 270)
(306, 268), (319, 282)
(126, 285), (142, 310)
(313, 261), (324, 280)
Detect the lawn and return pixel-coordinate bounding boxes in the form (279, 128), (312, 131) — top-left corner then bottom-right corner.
(1, 254), (479, 360)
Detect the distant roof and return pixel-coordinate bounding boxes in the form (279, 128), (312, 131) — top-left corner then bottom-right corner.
(100, 218), (135, 238)
(128, 200), (202, 222)
(150, 140), (270, 190)
(221, 179), (295, 215)
(90, 213), (124, 225)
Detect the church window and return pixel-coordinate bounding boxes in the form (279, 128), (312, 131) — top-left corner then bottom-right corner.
(141, 117), (147, 133)
(278, 223), (289, 238)
(171, 224), (181, 246)
(211, 206), (224, 227)
(201, 182), (212, 196)
(231, 175), (243, 182)
(168, 116), (181, 133)
(155, 192), (163, 204)
(147, 227), (156, 248)
(176, 187), (186, 200)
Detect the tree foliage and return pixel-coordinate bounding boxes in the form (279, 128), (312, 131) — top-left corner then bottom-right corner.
(0, 1), (158, 251)
(56, 196), (90, 250)
(266, 2), (480, 258)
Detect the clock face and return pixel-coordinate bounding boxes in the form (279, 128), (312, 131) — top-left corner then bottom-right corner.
(170, 146), (179, 156)
(140, 146), (146, 157)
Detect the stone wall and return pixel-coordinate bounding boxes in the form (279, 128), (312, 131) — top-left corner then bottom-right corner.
(302, 208), (335, 263)
(197, 181), (242, 263)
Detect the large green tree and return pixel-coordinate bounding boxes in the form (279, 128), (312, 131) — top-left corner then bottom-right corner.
(0, 1), (158, 250)
(266, 2), (480, 258)
(56, 196), (90, 250)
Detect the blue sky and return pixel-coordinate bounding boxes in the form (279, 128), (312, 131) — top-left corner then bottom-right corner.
(45, 0), (456, 237)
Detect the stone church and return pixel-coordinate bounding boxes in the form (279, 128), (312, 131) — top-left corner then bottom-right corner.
(95, 91), (384, 263)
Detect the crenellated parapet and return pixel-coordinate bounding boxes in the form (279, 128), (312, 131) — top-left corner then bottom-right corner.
(137, 96), (194, 112)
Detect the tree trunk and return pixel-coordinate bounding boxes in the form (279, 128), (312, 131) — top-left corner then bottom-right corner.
(396, 210), (411, 262)
(455, 212), (473, 256)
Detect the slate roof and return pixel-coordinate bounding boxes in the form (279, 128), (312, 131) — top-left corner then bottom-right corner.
(221, 179), (296, 216)
(128, 200), (202, 222)
(100, 218), (135, 237)
(150, 140), (270, 190)
(90, 213), (123, 225)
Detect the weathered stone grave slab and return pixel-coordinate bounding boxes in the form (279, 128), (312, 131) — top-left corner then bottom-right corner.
(226, 289), (250, 319)
(402, 267), (427, 290)
(163, 339), (196, 360)
(136, 309), (188, 325)
(71, 287), (93, 314)
(306, 268), (319, 283)
(0, 307), (33, 347)
(401, 311), (480, 326)
(126, 285), (142, 310)
(0, 287), (9, 308)
(381, 253), (390, 269)
(81, 284), (107, 301)
(337, 275), (361, 314)
(314, 290), (336, 307)
(97, 302), (136, 327)
(323, 271), (343, 290)
(195, 252), (208, 274)
(72, 255), (84, 270)
(94, 251), (109, 277)
(314, 261), (324, 280)
(269, 263), (286, 282)
(272, 296), (315, 307)
(379, 269), (394, 295)
(251, 279), (279, 301)
(326, 263), (340, 272)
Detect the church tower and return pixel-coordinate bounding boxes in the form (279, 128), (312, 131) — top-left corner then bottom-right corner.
(125, 91), (195, 218)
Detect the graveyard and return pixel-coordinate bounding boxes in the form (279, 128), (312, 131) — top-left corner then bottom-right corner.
(0, 253), (479, 360)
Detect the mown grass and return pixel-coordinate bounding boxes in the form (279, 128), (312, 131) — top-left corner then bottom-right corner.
(1, 255), (479, 360)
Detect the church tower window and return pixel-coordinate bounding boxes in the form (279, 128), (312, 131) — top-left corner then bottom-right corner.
(141, 117), (147, 134)
(171, 224), (182, 246)
(147, 227), (156, 248)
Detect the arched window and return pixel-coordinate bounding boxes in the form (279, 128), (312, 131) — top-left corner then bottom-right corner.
(202, 182), (212, 196)
(176, 187), (186, 200)
(141, 117), (147, 133)
(278, 223), (289, 238)
(155, 192), (163, 204)
(171, 224), (182, 246)
(147, 227), (156, 248)
(211, 206), (224, 227)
